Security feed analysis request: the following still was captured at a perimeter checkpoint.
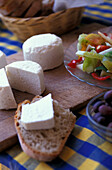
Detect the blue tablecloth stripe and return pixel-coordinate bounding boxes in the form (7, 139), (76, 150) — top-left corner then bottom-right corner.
(0, 37), (22, 48)
(101, 2), (112, 6)
(0, 46), (19, 56)
(47, 157), (77, 170)
(76, 115), (90, 129)
(0, 27), (13, 35)
(85, 6), (112, 13)
(84, 11), (112, 22)
(0, 152), (26, 170)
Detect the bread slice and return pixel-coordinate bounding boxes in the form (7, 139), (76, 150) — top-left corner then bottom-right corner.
(10, 0), (35, 17)
(41, 0), (54, 16)
(0, 0), (23, 15)
(42, 0), (54, 10)
(24, 0), (42, 17)
(14, 96), (76, 162)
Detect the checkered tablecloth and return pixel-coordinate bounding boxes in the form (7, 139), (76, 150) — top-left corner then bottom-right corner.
(0, 107), (112, 170)
(0, 0), (112, 169)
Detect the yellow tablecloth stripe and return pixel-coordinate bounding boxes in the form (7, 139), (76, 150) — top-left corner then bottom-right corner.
(0, 164), (9, 170)
(14, 152), (30, 165)
(35, 162), (53, 170)
(79, 158), (100, 170)
(59, 146), (76, 161)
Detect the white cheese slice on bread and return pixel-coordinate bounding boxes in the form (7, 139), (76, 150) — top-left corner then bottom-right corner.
(14, 95), (76, 161)
(5, 61), (45, 95)
(21, 93), (54, 130)
(0, 68), (17, 110)
(22, 33), (64, 71)
(0, 50), (7, 68)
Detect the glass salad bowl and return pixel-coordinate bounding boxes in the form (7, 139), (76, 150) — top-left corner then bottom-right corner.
(64, 43), (112, 89)
(86, 91), (112, 143)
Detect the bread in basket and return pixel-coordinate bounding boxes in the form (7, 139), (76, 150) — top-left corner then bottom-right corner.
(0, 0), (84, 41)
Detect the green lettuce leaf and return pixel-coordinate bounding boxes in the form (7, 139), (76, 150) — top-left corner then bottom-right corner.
(101, 51), (112, 72)
(76, 50), (103, 60)
(76, 49), (112, 73)
(83, 57), (99, 73)
(102, 57), (112, 73)
(104, 51), (112, 59)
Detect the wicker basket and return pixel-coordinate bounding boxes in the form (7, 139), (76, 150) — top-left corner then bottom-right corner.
(0, 7), (84, 42)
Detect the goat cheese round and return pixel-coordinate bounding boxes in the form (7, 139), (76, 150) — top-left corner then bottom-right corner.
(22, 33), (64, 71)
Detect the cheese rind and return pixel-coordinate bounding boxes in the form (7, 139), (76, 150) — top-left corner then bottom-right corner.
(21, 93), (54, 130)
(22, 33), (64, 70)
(0, 50), (7, 68)
(0, 68), (17, 110)
(5, 61), (45, 95)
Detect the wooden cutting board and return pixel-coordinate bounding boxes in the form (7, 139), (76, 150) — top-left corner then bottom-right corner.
(0, 23), (111, 152)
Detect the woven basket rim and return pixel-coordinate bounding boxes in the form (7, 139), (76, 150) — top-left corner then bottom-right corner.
(0, 7), (84, 21)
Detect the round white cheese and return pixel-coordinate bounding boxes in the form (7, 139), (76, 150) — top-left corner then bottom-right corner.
(22, 33), (64, 71)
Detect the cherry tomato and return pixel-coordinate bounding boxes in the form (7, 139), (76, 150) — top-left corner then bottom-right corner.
(91, 72), (110, 81)
(68, 60), (76, 68)
(103, 33), (108, 36)
(95, 45), (111, 53)
(68, 57), (82, 68)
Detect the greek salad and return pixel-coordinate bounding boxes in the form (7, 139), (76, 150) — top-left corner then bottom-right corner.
(68, 32), (112, 80)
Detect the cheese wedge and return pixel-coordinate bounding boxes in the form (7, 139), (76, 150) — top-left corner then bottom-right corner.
(5, 61), (45, 95)
(22, 33), (64, 71)
(21, 93), (54, 130)
(0, 68), (17, 110)
(0, 50), (7, 68)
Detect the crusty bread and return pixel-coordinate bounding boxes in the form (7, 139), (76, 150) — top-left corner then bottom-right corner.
(0, 0), (13, 7)
(0, 0), (7, 7)
(42, 0), (54, 10)
(24, 0), (42, 17)
(0, 0), (23, 15)
(41, 0), (54, 16)
(14, 95), (76, 161)
(10, 0), (35, 17)
(0, 0), (54, 17)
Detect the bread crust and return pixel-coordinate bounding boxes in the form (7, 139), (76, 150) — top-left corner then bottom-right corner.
(0, 0), (54, 17)
(14, 96), (76, 161)
(10, 0), (36, 17)
(0, 0), (24, 15)
(41, 0), (54, 16)
(24, 0), (42, 17)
